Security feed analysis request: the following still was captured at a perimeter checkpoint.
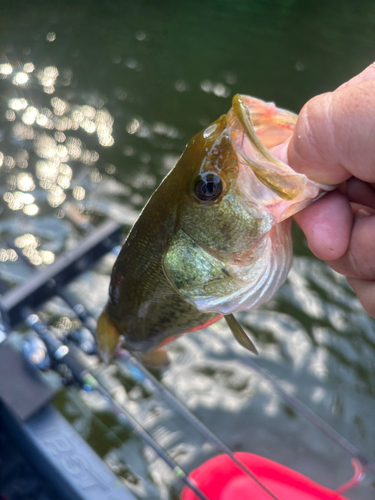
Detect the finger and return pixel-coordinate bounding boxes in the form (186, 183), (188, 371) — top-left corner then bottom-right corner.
(274, 63), (375, 166)
(325, 207), (375, 278)
(288, 79), (375, 185)
(345, 178), (375, 209)
(293, 190), (352, 261)
(337, 62), (375, 90)
(347, 277), (375, 318)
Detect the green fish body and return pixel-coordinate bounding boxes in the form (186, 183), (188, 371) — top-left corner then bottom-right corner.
(97, 95), (332, 363)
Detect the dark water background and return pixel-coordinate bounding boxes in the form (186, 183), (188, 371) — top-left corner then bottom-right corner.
(1, 1), (375, 498)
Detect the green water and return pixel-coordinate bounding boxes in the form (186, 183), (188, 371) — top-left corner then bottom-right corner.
(1, 1), (375, 498)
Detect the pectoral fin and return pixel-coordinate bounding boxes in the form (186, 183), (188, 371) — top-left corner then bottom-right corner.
(232, 94), (306, 201)
(96, 310), (121, 364)
(224, 314), (258, 355)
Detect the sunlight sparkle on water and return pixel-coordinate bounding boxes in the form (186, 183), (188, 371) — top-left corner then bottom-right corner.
(15, 233), (40, 249)
(34, 134), (58, 160)
(23, 204), (39, 216)
(46, 32), (56, 42)
(35, 113), (49, 127)
(51, 97), (69, 116)
(36, 66), (59, 91)
(55, 116), (73, 131)
(12, 72), (29, 86)
(22, 106), (39, 125)
(73, 186), (85, 201)
(36, 160), (59, 183)
(126, 118), (140, 134)
(54, 131), (66, 142)
(23, 247), (43, 265)
(3, 191), (35, 212)
(17, 172), (35, 192)
(4, 156), (15, 168)
(5, 110), (16, 121)
(0, 63), (13, 76)
(80, 118), (96, 134)
(23, 63), (35, 73)
(48, 185), (66, 207)
(0, 249), (18, 262)
(9, 98), (28, 110)
(12, 122), (35, 140)
(15, 149), (29, 169)
(200, 79), (230, 98)
(40, 250), (55, 264)
(0, 55), (116, 269)
(13, 233), (54, 264)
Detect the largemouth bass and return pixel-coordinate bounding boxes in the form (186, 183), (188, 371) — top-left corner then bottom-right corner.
(97, 95), (331, 364)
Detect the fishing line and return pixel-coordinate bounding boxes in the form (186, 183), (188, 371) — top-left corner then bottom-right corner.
(212, 329), (375, 475)
(0, 250), (213, 499)
(117, 349), (282, 500)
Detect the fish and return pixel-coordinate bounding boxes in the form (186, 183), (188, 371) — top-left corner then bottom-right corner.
(97, 94), (332, 365)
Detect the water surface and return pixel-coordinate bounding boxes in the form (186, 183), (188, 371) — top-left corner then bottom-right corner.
(1, 1), (375, 498)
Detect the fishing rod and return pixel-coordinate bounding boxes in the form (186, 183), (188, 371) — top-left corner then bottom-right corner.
(62, 296), (281, 499)
(20, 309), (212, 500)
(6, 240), (282, 500)
(1, 239), (213, 500)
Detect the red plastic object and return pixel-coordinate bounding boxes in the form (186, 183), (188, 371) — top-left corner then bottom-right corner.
(181, 453), (347, 500)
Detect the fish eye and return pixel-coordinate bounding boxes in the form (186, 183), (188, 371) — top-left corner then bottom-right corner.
(194, 172), (223, 203)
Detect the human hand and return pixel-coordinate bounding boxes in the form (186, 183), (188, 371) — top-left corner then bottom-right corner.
(277, 63), (375, 317)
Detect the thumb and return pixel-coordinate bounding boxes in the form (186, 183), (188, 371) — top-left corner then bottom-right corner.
(287, 79), (375, 185)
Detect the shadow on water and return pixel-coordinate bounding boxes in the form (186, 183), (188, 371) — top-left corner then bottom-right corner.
(1, 1), (375, 498)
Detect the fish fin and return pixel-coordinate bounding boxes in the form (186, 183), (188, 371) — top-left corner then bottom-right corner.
(232, 94), (305, 201)
(140, 348), (171, 369)
(96, 311), (121, 364)
(224, 314), (258, 355)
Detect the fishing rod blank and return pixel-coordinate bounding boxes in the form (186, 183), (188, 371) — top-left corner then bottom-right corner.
(22, 310), (212, 500)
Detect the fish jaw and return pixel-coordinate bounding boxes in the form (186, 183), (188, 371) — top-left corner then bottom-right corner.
(229, 94), (335, 223)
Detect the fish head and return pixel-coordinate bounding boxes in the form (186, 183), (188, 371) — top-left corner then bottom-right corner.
(163, 95), (332, 315)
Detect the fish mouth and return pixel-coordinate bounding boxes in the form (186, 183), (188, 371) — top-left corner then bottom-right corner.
(229, 95), (333, 223)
